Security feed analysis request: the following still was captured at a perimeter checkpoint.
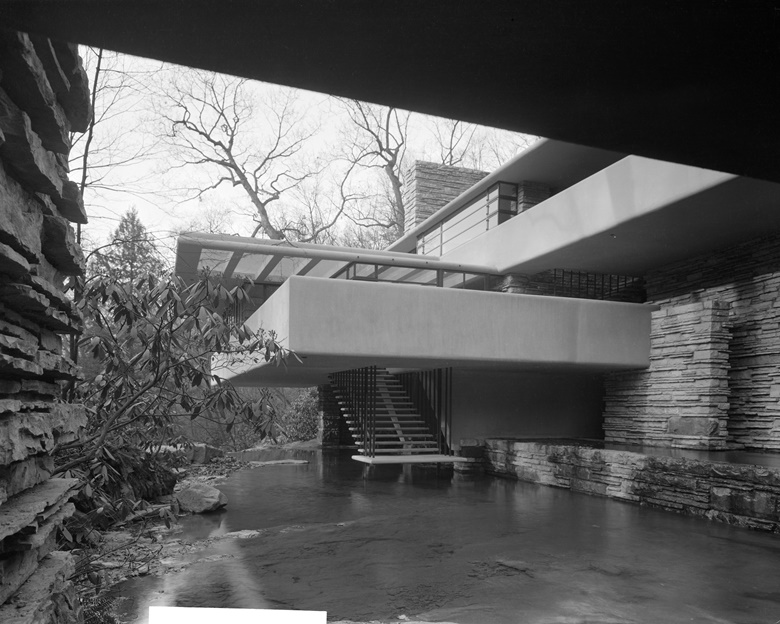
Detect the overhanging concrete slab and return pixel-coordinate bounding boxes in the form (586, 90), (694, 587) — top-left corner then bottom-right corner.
(441, 156), (780, 276)
(388, 140), (627, 254)
(5, 3), (779, 184)
(213, 276), (655, 386)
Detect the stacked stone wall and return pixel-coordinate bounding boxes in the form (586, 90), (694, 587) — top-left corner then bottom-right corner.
(604, 301), (732, 449)
(0, 29), (89, 623)
(402, 161), (488, 233)
(605, 233), (780, 451)
(485, 440), (780, 532)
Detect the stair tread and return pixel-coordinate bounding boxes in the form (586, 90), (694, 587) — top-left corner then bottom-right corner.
(343, 415), (423, 420)
(334, 368), (446, 457)
(358, 449), (441, 455)
(349, 426), (431, 435)
(339, 408), (417, 412)
(348, 426), (429, 431)
(363, 441), (438, 447)
(343, 414), (426, 419)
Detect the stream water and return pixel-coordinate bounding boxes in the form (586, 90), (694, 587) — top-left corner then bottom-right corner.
(114, 448), (780, 623)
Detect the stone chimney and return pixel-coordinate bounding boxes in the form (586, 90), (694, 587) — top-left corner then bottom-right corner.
(402, 161), (489, 233)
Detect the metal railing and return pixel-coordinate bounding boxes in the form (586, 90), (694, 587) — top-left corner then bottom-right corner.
(332, 261), (495, 291)
(331, 366), (377, 457)
(550, 269), (645, 302)
(397, 368), (453, 455)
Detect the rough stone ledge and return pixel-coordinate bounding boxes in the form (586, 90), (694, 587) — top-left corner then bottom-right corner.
(0, 88), (63, 199)
(0, 551), (79, 624)
(48, 40), (91, 133)
(0, 530), (57, 604)
(0, 31), (70, 154)
(0, 404), (86, 464)
(0, 478), (78, 542)
(0, 241), (31, 278)
(0, 456), (54, 506)
(0, 88), (83, 224)
(0, 334), (37, 359)
(0, 352), (43, 378)
(28, 36), (71, 106)
(0, 161), (45, 264)
(0, 304), (39, 341)
(41, 215), (84, 276)
(0, 503), (75, 605)
(0, 285), (78, 334)
(34, 351), (81, 382)
(1, 502), (75, 556)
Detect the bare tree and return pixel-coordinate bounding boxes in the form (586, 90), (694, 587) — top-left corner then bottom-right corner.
(336, 99), (411, 242)
(428, 117), (480, 167)
(66, 49), (163, 384)
(423, 115), (539, 171)
(277, 160), (372, 244)
(69, 48), (162, 214)
(175, 202), (237, 235)
(154, 70), (325, 240)
(467, 128), (540, 170)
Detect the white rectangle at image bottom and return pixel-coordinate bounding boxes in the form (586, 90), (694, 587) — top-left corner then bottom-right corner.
(148, 606), (327, 623)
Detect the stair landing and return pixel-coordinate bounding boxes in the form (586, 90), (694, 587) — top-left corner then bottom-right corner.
(352, 454), (469, 465)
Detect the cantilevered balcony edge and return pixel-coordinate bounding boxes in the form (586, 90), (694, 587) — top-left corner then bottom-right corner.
(214, 276), (656, 387)
(388, 139), (628, 254)
(438, 155), (780, 277)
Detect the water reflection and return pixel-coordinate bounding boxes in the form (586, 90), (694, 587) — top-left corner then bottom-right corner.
(114, 505), (277, 623)
(114, 448), (780, 624)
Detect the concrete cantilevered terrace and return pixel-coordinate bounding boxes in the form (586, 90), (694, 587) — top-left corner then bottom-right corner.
(175, 229), (654, 387)
(212, 276), (653, 386)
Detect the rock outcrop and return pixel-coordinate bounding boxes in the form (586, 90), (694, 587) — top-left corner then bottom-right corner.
(0, 27), (90, 624)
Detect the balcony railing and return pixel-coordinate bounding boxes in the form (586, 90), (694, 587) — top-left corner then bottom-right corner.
(332, 261), (494, 290)
(417, 181), (518, 256)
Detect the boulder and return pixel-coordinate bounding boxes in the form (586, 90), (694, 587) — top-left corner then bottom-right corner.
(175, 483), (227, 513)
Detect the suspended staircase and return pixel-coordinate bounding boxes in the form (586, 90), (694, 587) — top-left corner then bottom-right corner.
(329, 366), (467, 465)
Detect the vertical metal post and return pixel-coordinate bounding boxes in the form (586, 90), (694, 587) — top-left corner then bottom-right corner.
(361, 367), (368, 456)
(369, 366), (376, 457)
(436, 368), (443, 453)
(447, 367), (452, 454)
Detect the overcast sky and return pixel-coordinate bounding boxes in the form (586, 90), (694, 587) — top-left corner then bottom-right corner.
(73, 48), (537, 263)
